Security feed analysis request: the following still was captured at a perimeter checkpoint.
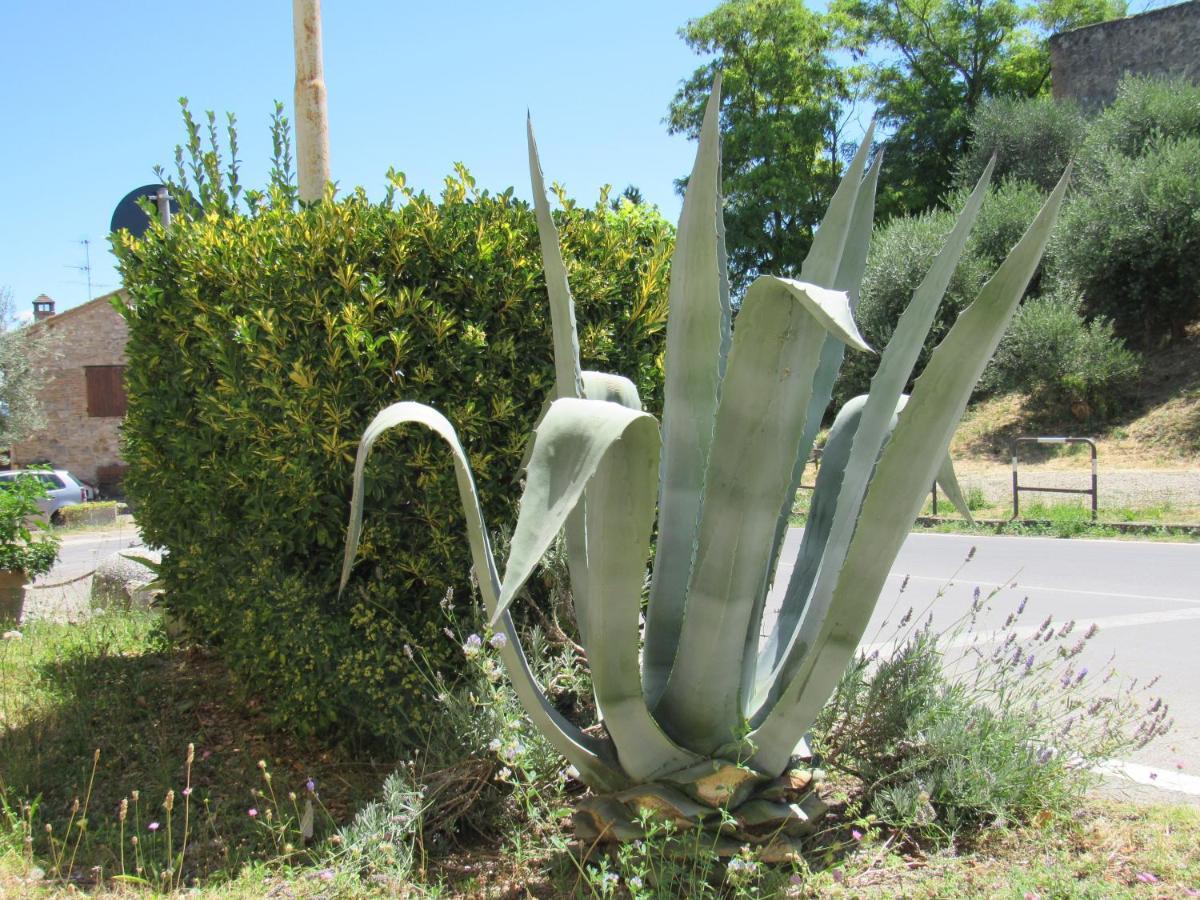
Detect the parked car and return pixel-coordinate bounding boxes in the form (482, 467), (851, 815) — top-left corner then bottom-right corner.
(0, 470), (99, 523)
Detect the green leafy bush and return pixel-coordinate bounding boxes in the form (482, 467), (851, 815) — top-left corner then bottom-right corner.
(1050, 136), (1200, 343)
(817, 588), (1171, 842)
(984, 288), (1140, 420)
(0, 475), (59, 577)
(1076, 75), (1200, 186)
(113, 164), (672, 744)
(955, 95), (1087, 193)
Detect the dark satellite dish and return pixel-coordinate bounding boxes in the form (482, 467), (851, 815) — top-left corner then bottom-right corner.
(109, 184), (181, 238)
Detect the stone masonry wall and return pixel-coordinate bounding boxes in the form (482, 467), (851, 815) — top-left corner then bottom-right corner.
(1050, 1), (1200, 111)
(10, 292), (129, 491)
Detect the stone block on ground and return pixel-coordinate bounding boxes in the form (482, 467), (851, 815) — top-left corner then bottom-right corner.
(90, 548), (163, 611)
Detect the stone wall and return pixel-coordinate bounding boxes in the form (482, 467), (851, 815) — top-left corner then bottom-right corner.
(1051, 1), (1200, 111)
(10, 291), (129, 493)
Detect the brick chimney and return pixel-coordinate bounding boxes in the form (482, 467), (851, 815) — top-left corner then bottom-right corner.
(32, 295), (55, 322)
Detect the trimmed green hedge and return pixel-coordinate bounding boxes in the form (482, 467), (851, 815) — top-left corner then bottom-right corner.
(114, 174), (671, 744)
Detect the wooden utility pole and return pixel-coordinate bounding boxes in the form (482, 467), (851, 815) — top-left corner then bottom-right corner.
(292, 0), (331, 202)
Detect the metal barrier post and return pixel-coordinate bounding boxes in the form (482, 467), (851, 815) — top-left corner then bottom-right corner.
(1011, 437), (1098, 521)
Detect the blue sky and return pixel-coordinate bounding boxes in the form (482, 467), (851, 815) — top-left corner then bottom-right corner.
(1, 1), (736, 317)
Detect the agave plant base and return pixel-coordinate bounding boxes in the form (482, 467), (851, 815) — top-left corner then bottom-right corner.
(571, 752), (828, 863)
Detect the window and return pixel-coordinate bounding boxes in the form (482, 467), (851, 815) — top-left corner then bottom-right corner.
(85, 366), (128, 417)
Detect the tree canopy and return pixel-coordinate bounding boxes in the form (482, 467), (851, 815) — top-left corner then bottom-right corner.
(666, 0), (850, 293)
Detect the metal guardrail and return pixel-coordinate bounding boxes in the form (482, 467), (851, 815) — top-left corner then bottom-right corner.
(1011, 436), (1097, 520)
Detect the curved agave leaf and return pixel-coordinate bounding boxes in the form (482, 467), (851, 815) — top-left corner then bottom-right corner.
(527, 116), (583, 401)
(747, 165), (1068, 773)
(753, 393), (972, 708)
(339, 401), (627, 791)
(751, 157), (995, 726)
(655, 278), (868, 752)
(936, 454), (974, 526)
(643, 77), (731, 706)
(761, 142), (883, 660)
(493, 398), (701, 780)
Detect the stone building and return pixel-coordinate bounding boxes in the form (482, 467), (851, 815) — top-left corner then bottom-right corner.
(1050, 0), (1200, 111)
(10, 292), (129, 496)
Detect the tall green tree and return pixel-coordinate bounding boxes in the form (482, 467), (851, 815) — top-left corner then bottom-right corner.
(667, 0), (851, 293)
(832, 0), (1124, 216)
(0, 288), (53, 447)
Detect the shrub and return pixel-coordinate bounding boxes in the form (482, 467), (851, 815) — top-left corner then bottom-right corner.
(0, 475), (59, 578)
(984, 288), (1141, 421)
(1050, 136), (1200, 343)
(955, 95), (1087, 193)
(114, 152), (672, 744)
(1076, 75), (1200, 186)
(816, 586), (1171, 842)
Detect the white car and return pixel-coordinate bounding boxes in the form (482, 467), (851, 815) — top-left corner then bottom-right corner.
(0, 469), (99, 522)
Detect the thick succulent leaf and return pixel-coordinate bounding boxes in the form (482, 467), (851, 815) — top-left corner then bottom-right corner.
(752, 157), (995, 723)
(747, 166), (1068, 773)
(654, 278), (868, 752)
(643, 78), (731, 705)
(761, 148), (884, 651)
(513, 371), (642, 653)
(581, 370), (643, 410)
(527, 117), (582, 400)
(799, 121), (877, 289)
(338, 402), (627, 791)
(492, 397), (700, 780)
(936, 454), (974, 525)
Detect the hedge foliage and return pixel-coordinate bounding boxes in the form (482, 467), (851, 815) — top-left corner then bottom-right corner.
(114, 168), (672, 744)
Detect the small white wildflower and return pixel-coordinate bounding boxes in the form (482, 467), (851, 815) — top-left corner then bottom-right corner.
(463, 634), (483, 658)
(442, 627), (454, 639)
(403, 644), (414, 659)
(629, 875), (644, 889)
(488, 738), (502, 753)
(496, 767), (512, 782)
(489, 632), (508, 649)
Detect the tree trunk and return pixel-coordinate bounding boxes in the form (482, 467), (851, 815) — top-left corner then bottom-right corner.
(293, 0), (331, 202)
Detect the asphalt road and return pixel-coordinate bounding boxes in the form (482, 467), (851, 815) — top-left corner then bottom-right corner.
(769, 529), (1200, 803)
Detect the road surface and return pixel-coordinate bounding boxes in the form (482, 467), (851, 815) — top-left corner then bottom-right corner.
(769, 529), (1200, 803)
(21, 525), (145, 622)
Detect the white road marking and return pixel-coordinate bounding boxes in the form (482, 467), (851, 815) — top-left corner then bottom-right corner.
(885, 572), (1200, 607)
(1093, 759), (1200, 797)
(861, 605), (1200, 654)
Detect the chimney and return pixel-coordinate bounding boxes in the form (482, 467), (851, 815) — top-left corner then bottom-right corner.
(32, 295), (55, 322)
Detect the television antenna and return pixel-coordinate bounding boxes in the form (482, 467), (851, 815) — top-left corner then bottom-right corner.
(63, 238), (93, 301)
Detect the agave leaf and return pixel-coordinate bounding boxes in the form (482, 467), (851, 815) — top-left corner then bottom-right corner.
(799, 121), (877, 289)
(759, 144), (883, 675)
(339, 401), (627, 791)
(747, 165), (1068, 773)
(643, 76), (731, 705)
(752, 157), (996, 724)
(936, 453), (974, 525)
(527, 116), (583, 401)
(655, 278), (868, 752)
(491, 397), (700, 779)
(515, 371), (641, 479)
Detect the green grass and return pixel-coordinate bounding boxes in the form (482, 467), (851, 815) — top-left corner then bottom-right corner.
(1, 609), (1194, 897)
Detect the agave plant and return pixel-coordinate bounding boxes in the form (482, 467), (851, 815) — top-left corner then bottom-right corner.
(341, 80), (1068, 858)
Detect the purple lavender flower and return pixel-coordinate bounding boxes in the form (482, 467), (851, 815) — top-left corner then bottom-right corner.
(1017, 597), (1027, 615)
(306, 779), (316, 793)
(1075, 668), (1088, 684)
(1024, 654), (1035, 674)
